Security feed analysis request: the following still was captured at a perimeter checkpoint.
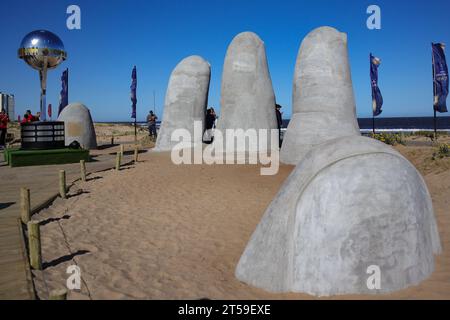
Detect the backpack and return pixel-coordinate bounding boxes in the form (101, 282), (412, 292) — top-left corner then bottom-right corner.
(68, 140), (82, 149)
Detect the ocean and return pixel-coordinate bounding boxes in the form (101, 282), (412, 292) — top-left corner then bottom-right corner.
(104, 116), (450, 133)
(282, 116), (450, 132)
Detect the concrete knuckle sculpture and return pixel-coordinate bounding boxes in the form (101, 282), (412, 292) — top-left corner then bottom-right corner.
(215, 31), (278, 153)
(57, 102), (97, 150)
(235, 26), (441, 296)
(281, 26), (360, 165)
(155, 55), (211, 151)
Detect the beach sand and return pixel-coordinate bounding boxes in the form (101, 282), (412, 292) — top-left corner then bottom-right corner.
(31, 134), (450, 300)
(5, 122), (150, 148)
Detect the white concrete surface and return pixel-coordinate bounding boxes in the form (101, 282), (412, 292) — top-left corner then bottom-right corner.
(57, 102), (97, 150)
(155, 55), (211, 151)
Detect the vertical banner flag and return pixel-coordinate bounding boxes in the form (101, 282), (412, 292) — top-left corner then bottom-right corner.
(432, 43), (449, 113)
(370, 53), (383, 116)
(131, 66), (137, 118)
(48, 103), (52, 119)
(58, 68), (69, 116)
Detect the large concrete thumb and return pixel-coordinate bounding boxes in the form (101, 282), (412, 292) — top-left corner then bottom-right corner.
(236, 136), (441, 296)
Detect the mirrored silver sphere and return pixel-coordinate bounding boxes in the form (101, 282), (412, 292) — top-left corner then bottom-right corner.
(18, 30), (67, 70)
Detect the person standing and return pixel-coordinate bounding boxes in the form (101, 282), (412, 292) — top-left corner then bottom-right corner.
(147, 110), (158, 141)
(275, 104), (283, 147)
(210, 107), (217, 128)
(0, 109), (10, 149)
(203, 108), (216, 144)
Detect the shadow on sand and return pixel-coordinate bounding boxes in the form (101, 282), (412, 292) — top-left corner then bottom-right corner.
(39, 214), (71, 227)
(43, 250), (90, 269)
(0, 202), (16, 210)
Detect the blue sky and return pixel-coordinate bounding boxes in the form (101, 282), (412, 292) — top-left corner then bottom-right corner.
(0, 0), (449, 121)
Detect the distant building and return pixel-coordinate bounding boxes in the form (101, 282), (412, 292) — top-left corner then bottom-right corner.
(0, 92), (15, 120)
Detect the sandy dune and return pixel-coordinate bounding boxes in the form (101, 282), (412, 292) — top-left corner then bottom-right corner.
(31, 138), (449, 300)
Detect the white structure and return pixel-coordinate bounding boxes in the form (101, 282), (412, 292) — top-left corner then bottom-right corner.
(0, 93), (15, 120)
(57, 102), (97, 150)
(235, 27), (441, 296)
(215, 32), (278, 152)
(155, 55), (211, 151)
(280, 26), (360, 164)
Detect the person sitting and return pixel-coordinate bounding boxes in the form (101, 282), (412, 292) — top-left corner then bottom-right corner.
(32, 112), (41, 122)
(21, 113), (32, 124)
(21, 110), (33, 124)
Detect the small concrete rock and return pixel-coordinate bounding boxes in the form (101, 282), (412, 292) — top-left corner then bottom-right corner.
(57, 102), (97, 150)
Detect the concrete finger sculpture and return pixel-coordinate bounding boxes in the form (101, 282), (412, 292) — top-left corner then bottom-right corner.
(57, 102), (97, 150)
(280, 26), (360, 164)
(215, 32), (278, 153)
(235, 26), (441, 296)
(155, 55), (211, 151)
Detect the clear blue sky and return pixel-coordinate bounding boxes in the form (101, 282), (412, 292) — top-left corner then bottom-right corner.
(0, 0), (449, 122)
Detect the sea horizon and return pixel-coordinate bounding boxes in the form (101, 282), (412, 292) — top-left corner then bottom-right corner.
(95, 116), (450, 131)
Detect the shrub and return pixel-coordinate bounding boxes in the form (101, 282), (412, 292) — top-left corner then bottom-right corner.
(432, 143), (450, 160)
(370, 133), (405, 146)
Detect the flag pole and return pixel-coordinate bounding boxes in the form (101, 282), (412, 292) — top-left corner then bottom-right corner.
(372, 115), (375, 134)
(153, 90), (156, 113)
(434, 108), (437, 140)
(134, 115), (137, 143)
(133, 66), (137, 144)
(432, 43), (437, 141)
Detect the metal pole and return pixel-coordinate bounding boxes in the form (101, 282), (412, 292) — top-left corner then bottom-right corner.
(134, 117), (137, 143)
(153, 91), (157, 139)
(432, 43), (437, 141)
(39, 57), (48, 122)
(434, 109), (437, 140)
(372, 116), (375, 134)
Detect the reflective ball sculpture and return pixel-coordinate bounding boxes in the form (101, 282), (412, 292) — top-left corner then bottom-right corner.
(18, 30), (67, 121)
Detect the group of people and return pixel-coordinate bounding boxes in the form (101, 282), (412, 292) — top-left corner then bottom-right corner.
(21, 110), (41, 123)
(145, 104), (283, 147)
(0, 109), (43, 149)
(202, 105), (283, 146)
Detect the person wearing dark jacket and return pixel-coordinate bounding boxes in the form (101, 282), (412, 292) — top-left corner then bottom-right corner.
(275, 104), (283, 147)
(203, 108), (216, 144)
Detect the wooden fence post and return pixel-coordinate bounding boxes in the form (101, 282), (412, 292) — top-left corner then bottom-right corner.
(49, 289), (68, 300)
(20, 187), (31, 223)
(115, 152), (121, 171)
(59, 170), (67, 199)
(134, 145), (138, 163)
(80, 160), (86, 182)
(28, 221), (42, 270)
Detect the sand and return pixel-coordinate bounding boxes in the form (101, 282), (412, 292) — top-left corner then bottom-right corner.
(5, 122), (150, 148)
(31, 135), (450, 300)
(94, 123), (149, 145)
